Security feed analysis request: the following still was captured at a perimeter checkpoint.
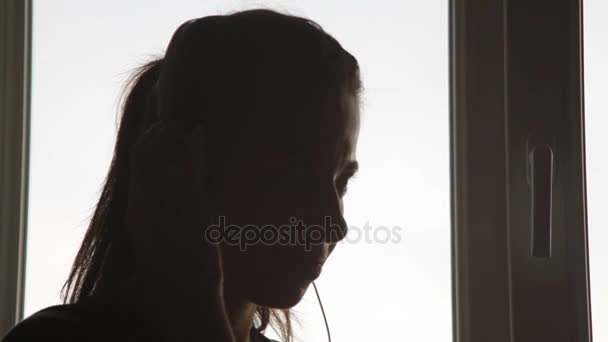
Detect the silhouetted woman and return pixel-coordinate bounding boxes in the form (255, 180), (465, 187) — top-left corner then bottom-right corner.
(2, 8), (361, 342)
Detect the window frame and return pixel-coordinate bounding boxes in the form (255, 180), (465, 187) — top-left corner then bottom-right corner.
(450, 0), (593, 340)
(0, 0), (32, 335)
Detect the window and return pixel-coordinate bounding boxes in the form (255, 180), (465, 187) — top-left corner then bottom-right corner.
(2, 0), (596, 341)
(451, 0), (592, 340)
(22, 1), (451, 341)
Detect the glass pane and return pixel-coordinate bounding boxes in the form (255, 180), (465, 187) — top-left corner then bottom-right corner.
(583, 1), (608, 340)
(26, 1), (451, 341)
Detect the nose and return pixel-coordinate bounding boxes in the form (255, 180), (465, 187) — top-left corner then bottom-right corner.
(323, 212), (347, 243)
(290, 175), (348, 250)
(317, 179), (348, 243)
(285, 177), (347, 262)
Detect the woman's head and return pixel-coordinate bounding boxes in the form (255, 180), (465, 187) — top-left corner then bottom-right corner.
(157, 9), (362, 308)
(62, 8), (361, 341)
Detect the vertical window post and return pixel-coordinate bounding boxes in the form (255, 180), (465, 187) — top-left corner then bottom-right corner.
(0, 0), (32, 335)
(452, 0), (592, 340)
(450, 0), (512, 341)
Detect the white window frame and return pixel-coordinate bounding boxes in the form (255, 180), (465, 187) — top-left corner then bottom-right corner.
(0, 0), (31, 336)
(451, 0), (592, 340)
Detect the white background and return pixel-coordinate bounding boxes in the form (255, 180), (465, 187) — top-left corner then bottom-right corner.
(25, 1), (451, 342)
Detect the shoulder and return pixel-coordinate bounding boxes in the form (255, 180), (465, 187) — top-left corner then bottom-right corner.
(2, 303), (102, 342)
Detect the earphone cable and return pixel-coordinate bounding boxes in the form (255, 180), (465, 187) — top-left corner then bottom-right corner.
(312, 281), (331, 342)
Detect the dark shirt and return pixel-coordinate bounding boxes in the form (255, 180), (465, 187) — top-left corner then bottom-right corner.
(2, 296), (278, 342)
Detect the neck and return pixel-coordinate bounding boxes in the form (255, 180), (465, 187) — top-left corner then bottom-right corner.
(223, 293), (258, 342)
(117, 275), (259, 342)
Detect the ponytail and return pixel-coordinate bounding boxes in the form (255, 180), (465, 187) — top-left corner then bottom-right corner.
(61, 59), (163, 303)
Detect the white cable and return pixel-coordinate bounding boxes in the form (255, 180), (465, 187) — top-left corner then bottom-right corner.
(312, 281), (331, 342)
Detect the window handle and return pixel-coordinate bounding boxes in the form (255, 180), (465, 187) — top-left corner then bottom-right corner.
(529, 144), (554, 258)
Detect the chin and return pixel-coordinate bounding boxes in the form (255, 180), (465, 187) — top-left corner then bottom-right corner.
(250, 279), (312, 309)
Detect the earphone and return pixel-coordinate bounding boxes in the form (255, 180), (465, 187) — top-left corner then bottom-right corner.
(312, 281), (331, 342)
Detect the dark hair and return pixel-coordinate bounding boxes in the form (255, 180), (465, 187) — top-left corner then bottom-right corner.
(61, 9), (361, 342)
